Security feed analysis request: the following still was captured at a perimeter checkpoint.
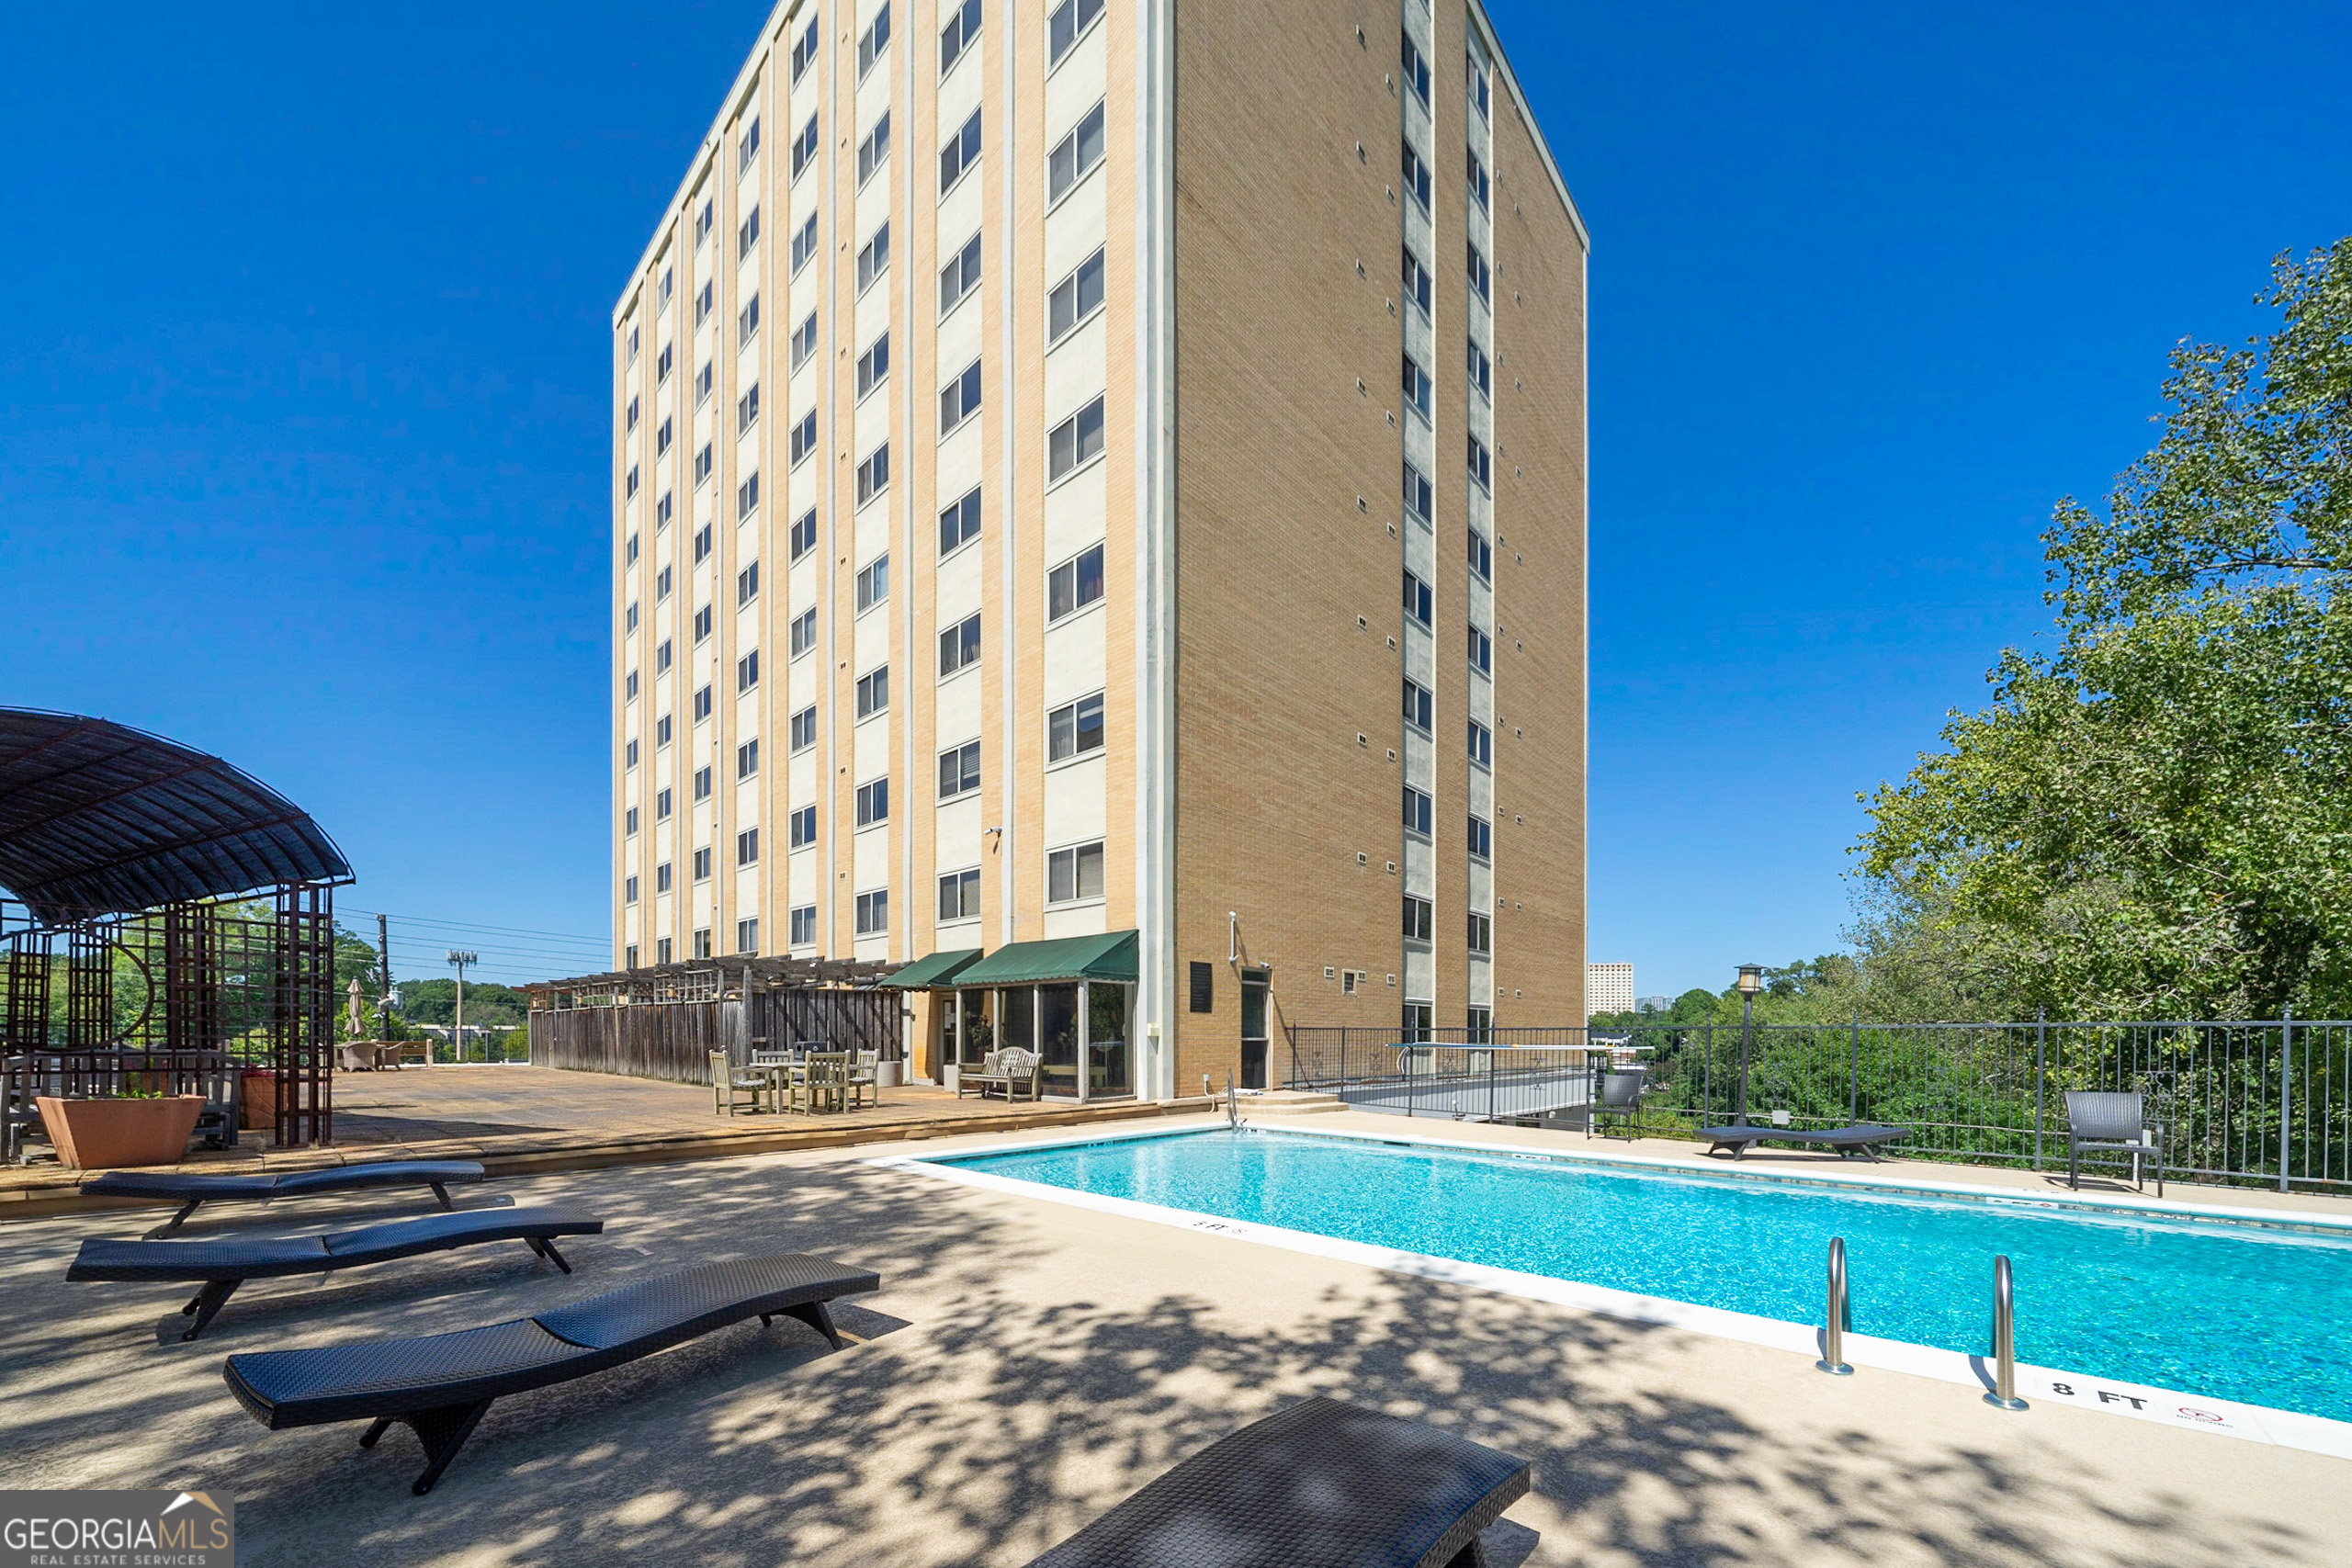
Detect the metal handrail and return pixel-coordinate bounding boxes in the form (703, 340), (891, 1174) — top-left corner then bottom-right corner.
(1816, 1236), (1853, 1375)
(1984, 1254), (2029, 1410)
(1226, 1071), (1238, 1131)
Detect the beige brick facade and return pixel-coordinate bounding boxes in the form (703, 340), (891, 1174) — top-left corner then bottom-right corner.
(612, 0), (1585, 1100)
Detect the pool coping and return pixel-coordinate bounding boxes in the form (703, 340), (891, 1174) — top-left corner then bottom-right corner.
(866, 1119), (2352, 1461)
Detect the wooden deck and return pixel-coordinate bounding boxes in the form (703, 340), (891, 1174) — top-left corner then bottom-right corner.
(1, 1065), (1204, 1220)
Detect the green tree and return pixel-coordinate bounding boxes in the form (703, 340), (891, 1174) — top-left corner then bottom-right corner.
(1860, 237), (2352, 1020)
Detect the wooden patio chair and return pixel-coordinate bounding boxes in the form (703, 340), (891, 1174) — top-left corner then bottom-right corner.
(710, 1051), (768, 1116)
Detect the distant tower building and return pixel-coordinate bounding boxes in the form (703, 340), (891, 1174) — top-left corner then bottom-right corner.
(1586, 963), (1634, 1017)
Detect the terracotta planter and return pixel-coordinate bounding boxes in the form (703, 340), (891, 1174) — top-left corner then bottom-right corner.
(36, 1095), (204, 1170)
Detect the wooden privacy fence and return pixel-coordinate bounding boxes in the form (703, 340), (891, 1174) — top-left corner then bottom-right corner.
(530, 987), (906, 1085)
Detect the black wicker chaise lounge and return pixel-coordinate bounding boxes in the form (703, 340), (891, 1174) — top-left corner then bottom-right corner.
(82, 1160), (489, 1238)
(1023, 1396), (1532, 1568)
(222, 1252), (881, 1495)
(1696, 1123), (1908, 1161)
(69, 1206), (605, 1343)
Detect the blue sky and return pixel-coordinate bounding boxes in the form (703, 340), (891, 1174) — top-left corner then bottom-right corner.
(2, 4), (2346, 991)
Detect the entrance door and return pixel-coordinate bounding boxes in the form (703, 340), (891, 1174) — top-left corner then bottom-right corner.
(1239, 968), (1271, 1090)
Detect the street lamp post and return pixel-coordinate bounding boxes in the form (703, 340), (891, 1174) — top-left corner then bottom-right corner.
(447, 950), (479, 1065)
(1735, 964), (1764, 1126)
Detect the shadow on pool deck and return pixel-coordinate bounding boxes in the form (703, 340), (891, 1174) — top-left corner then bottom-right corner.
(0, 1135), (2338, 1567)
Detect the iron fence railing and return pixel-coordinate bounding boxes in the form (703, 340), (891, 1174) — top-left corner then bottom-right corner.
(1284, 1017), (2352, 1192)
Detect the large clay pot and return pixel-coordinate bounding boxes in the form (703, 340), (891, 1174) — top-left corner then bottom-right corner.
(36, 1095), (205, 1170)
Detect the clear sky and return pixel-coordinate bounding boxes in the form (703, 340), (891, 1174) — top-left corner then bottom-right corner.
(2, 3), (2346, 990)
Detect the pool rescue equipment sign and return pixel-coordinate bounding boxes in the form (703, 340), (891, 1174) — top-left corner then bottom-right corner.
(2, 1490), (233, 1567)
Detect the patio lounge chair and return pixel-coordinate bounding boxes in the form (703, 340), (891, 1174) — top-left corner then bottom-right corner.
(1696, 1122), (1908, 1161)
(221, 1252), (881, 1495)
(961, 1047), (1041, 1104)
(1023, 1395), (1531, 1568)
(82, 1160), (488, 1239)
(1587, 1069), (1644, 1139)
(68, 1206), (604, 1343)
(2065, 1090), (2165, 1196)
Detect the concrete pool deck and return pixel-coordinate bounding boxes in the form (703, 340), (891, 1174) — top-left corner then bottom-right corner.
(2, 1110), (2346, 1565)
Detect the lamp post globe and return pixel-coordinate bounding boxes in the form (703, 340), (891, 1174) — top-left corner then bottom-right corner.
(1735, 964), (1764, 1125)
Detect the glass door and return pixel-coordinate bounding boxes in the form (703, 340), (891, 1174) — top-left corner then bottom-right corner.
(1087, 982), (1130, 1098)
(1039, 984), (1080, 1098)
(1239, 968), (1271, 1090)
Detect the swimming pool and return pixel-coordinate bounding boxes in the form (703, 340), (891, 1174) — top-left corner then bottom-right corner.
(925, 1126), (2352, 1427)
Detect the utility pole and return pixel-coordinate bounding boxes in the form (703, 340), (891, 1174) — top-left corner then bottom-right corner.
(376, 914), (393, 1043)
(447, 950), (478, 1065)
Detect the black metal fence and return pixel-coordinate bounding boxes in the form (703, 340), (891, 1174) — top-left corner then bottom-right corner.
(1285, 1018), (2352, 1192)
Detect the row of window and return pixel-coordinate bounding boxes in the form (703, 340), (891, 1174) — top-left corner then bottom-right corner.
(1401, 788), (1495, 863)
(1401, 897), (1494, 955)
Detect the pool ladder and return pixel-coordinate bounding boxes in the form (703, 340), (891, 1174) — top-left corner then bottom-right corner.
(1815, 1240), (2030, 1412)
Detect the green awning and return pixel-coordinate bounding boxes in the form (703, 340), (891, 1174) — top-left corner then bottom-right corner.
(953, 930), (1139, 987)
(877, 948), (983, 989)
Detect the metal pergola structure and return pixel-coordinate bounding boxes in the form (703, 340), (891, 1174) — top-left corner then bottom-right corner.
(0, 708), (352, 1150)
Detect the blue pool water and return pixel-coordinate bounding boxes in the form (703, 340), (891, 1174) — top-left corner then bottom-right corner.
(939, 1128), (2352, 1422)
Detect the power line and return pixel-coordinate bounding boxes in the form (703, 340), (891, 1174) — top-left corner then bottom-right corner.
(342, 908), (608, 945)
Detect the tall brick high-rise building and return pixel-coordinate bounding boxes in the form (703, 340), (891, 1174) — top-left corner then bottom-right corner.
(611, 0), (1587, 1100)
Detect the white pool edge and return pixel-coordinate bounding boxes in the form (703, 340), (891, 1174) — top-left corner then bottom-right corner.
(867, 1122), (2352, 1461)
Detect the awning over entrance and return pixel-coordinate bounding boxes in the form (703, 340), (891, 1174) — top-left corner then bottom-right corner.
(877, 947), (983, 989)
(952, 930), (1138, 987)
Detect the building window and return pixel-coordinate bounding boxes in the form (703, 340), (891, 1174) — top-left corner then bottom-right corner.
(1469, 626), (1492, 673)
(1403, 246), (1432, 315)
(858, 109), (892, 185)
(1403, 786), (1432, 836)
(1048, 543), (1105, 621)
(1403, 459), (1432, 525)
(1047, 840), (1105, 904)
(1466, 148), (1490, 211)
(791, 310), (819, 368)
(1046, 100), (1106, 205)
(1468, 434), (1491, 491)
(628, 324), (639, 362)
(738, 738), (760, 777)
(855, 442), (890, 504)
(855, 665), (889, 718)
(738, 470), (761, 519)
(737, 649), (761, 691)
(740, 114), (762, 171)
(790, 904), (818, 946)
(626, 395), (639, 431)
(1468, 720), (1492, 767)
(693, 684), (713, 722)
(855, 554), (889, 613)
(1468, 528), (1491, 581)
(739, 382), (761, 433)
(858, 3), (892, 77)
(626, 942), (640, 968)
(789, 412), (819, 467)
(1048, 692), (1104, 761)
(789, 607), (818, 658)
(940, 107), (982, 193)
(657, 415), (673, 455)
(737, 827), (761, 865)
(939, 231), (982, 316)
(1403, 678), (1432, 732)
(1467, 51), (1490, 120)
(1467, 242), (1491, 304)
(658, 341), (673, 380)
(626, 739), (639, 767)
(693, 846), (712, 883)
(854, 888), (889, 935)
(789, 705), (818, 751)
(627, 465), (639, 498)
(738, 293), (761, 346)
(658, 491), (675, 529)
(694, 444), (713, 487)
(1047, 395), (1106, 482)
(1402, 145), (1430, 212)
(791, 15), (819, 80)
(1048, 247), (1106, 344)
(790, 212), (820, 276)
(791, 112), (820, 180)
(1468, 340), (1491, 400)
(693, 523), (712, 563)
(790, 507), (819, 561)
(789, 805), (818, 849)
(656, 861), (673, 893)
(938, 359), (981, 433)
(939, 0), (981, 76)
(938, 739), (981, 798)
(626, 670), (639, 701)
(855, 778), (889, 828)
(656, 937), (674, 964)
(738, 205), (761, 261)
(1403, 895), (1432, 942)
(939, 612), (981, 676)
(856, 332), (890, 399)
(626, 876), (639, 905)
(695, 199), (714, 249)
(1400, 31), (1430, 105)
(1468, 911), (1491, 954)
(856, 221), (891, 293)
(695, 927), (712, 960)
(1047, 0), (1103, 65)
(626, 806), (640, 835)
(657, 714), (673, 746)
(1403, 569), (1432, 627)
(938, 867), (981, 921)
(939, 486), (982, 555)
(1469, 815), (1492, 860)
(693, 604), (713, 644)
(737, 918), (760, 954)
(627, 602), (639, 634)
(1467, 1005), (1493, 1042)
(1402, 353), (1432, 421)
(737, 559), (761, 604)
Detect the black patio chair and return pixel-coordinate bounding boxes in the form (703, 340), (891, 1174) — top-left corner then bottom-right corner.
(2064, 1090), (2165, 1196)
(1586, 1068), (1644, 1139)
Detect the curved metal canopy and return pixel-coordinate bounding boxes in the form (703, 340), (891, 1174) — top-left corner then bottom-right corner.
(0, 707), (350, 925)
